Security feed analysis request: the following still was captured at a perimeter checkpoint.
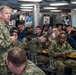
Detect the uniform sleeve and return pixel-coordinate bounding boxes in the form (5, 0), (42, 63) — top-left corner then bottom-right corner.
(25, 60), (46, 75)
(0, 64), (8, 75)
(32, 69), (46, 75)
(0, 28), (12, 48)
(28, 61), (46, 75)
(64, 42), (73, 54)
(25, 69), (46, 75)
(48, 43), (61, 57)
(0, 57), (8, 75)
(22, 38), (27, 46)
(31, 38), (42, 53)
(22, 38), (30, 50)
(48, 41), (73, 57)
(16, 41), (24, 49)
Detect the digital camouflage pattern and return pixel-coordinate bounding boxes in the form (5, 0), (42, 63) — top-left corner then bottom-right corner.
(0, 60), (46, 75)
(22, 37), (42, 52)
(48, 38), (72, 57)
(48, 38), (76, 75)
(0, 21), (12, 50)
(31, 38), (50, 67)
(22, 37), (42, 62)
(0, 21), (12, 65)
(11, 40), (24, 49)
(22, 37), (50, 67)
(31, 38), (42, 53)
(22, 38), (33, 51)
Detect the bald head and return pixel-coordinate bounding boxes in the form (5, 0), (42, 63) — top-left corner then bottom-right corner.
(7, 47), (27, 67)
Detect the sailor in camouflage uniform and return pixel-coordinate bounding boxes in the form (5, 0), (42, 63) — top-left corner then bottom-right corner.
(0, 6), (12, 51)
(48, 31), (76, 75)
(22, 32), (50, 67)
(10, 31), (24, 49)
(0, 47), (46, 75)
(0, 6), (14, 65)
(22, 31), (34, 60)
(22, 31), (34, 51)
(31, 35), (51, 67)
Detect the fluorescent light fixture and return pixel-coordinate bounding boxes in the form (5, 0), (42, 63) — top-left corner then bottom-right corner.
(73, 9), (76, 10)
(18, 0), (42, 2)
(71, 1), (76, 4)
(20, 7), (33, 9)
(50, 2), (68, 6)
(44, 7), (57, 9)
(21, 4), (35, 7)
(50, 10), (61, 12)
(20, 9), (33, 11)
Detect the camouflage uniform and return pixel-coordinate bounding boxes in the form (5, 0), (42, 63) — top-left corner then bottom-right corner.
(22, 37), (43, 52)
(22, 37), (50, 67)
(31, 38), (50, 67)
(0, 21), (12, 64)
(31, 38), (42, 53)
(22, 37), (42, 60)
(48, 38), (76, 75)
(22, 38), (38, 60)
(22, 38), (33, 51)
(11, 40), (24, 49)
(0, 21), (12, 50)
(0, 60), (46, 75)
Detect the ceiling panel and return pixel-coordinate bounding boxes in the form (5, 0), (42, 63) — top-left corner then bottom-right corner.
(0, 0), (76, 12)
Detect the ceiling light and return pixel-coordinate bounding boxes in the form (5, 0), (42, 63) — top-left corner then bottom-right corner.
(50, 10), (61, 12)
(21, 4), (35, 6)
(71, 1), (76, 4)
(18, 0), (42, 2)
(73, 9), (76, 10)
(20, 7), (33, 9)
(20, 9), (33, 11)
(50, 2), (68, 6)
(44, 7), (57, 9)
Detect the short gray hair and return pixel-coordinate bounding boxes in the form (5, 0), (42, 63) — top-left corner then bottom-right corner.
(0, 5), (10, 12)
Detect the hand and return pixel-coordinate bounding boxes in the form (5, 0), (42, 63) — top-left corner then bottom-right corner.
(38, 36), (46, 42)
(42, 50), (47, 54)
(59, 52), (66, 58)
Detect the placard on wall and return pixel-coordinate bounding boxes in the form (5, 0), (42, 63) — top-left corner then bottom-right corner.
(43, 16), (50, 24)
